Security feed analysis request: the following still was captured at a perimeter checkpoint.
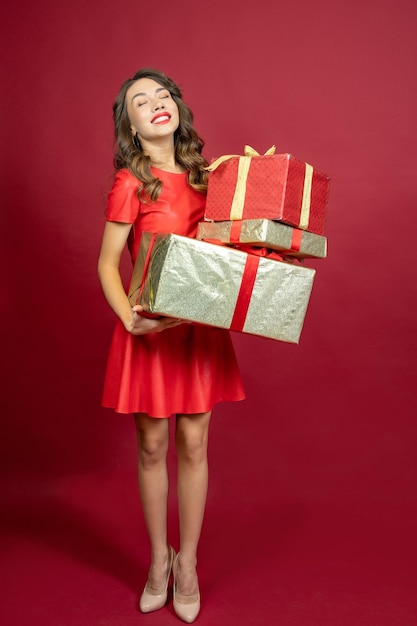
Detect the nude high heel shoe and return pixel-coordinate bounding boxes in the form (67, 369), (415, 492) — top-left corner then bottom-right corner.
(173, 553), (201, 623)
(139, 545), (176, 613)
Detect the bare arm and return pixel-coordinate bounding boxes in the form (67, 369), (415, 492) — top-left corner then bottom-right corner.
(98, 221), (182, 335)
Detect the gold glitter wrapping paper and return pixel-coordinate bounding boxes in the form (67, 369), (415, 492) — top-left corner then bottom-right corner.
(196, 219), (327, 259)
(128, 232), (316, 344)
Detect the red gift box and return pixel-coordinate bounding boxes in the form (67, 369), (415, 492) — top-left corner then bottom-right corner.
(204, 145), (330, 236)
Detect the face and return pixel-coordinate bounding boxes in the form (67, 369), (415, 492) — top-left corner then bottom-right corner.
(126, 77), (180, 144)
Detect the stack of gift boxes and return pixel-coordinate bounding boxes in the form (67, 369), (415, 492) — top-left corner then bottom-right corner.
(128, 145), (330, 344)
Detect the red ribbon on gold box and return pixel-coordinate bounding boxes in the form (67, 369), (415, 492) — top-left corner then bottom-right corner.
(196, 218), (327, 259)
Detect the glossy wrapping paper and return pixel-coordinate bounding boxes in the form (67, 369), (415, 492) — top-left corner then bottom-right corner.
(204, 150), (330, 236)
(196, 219), (327, 259)
(128, 232), (316, 344)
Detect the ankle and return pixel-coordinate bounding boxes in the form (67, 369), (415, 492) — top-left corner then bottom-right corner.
(174, 554), (199, 597)
(150, 544), (170, 564)
(177, 552), (197, 569)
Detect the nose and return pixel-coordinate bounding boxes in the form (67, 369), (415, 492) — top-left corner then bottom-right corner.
(152, 96), (165, 110)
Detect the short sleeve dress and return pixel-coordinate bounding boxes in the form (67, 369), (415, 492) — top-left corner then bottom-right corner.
(101, 167), (246, 417)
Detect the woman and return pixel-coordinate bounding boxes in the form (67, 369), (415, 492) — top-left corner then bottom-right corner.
(98, 68), (245, 623)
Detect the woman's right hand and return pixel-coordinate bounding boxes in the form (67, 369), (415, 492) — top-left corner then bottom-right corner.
(126, 305), (184, 335)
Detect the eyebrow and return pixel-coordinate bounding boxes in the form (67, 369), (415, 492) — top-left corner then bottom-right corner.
(131, 87), (168, 103)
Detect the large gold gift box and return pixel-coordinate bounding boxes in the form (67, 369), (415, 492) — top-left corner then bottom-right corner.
(128, 232), (316, 344)
(196, 219), (327, 259)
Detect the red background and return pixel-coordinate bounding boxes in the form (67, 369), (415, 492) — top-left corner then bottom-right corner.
(1, 1), (416, 625)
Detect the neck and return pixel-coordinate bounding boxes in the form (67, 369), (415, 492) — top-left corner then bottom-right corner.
(150, 154), (181, 173)
(141, 138), (183, 173)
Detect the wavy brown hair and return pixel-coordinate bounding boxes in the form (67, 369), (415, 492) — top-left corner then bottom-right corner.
(112, 68), (209, 201)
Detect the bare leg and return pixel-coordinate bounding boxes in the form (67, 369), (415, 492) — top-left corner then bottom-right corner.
(134, 412), (170, 590)
(175, 411), (211, 596)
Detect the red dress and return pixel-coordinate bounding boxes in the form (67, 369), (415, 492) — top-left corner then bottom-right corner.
(102, 168), (245, 417)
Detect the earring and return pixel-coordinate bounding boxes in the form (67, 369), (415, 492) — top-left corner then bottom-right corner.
(133, 134), (141, 149)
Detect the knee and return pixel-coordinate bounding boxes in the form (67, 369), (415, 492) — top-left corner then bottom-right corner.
(138, 434), (168, 468)
(176, 431), (207, 466)
(135, 414), (169, 469)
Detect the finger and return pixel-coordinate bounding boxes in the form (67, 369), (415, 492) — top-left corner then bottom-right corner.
(160, 319), (182, 329)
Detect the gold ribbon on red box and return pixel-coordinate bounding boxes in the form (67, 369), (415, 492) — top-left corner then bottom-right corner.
(206, 145), (276, 220)
(206, 145), (315, 229)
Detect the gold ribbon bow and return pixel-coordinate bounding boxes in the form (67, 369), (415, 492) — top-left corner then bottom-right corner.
(205, 144), (276, 172)
(206, 146), (276, 220)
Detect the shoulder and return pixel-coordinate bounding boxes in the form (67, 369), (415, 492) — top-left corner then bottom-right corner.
(108, 169), (141, 204)
(112, 168), (141, 191)
(106, 169), (141, 223)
